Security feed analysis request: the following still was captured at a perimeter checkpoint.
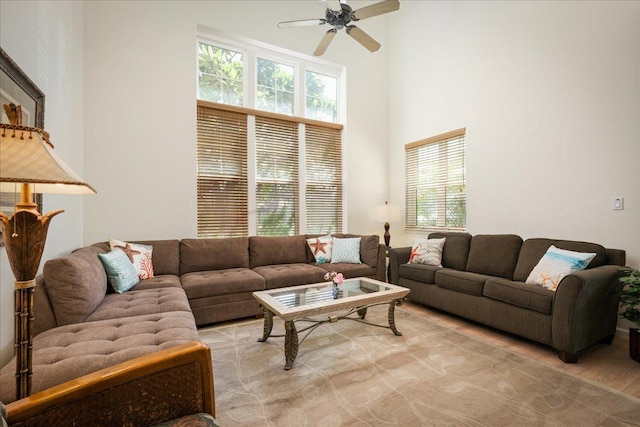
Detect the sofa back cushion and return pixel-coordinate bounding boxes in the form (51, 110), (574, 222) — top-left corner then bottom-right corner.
(332, 234), (379, 268)
(180, 237), (249, 274)
(91, 240), (180, 276)
(465, 234), (523, 279)
(513, 238), (607, 282)
(250, 235), (307, 268)
(428, 232), (472, 271)
(43, 246), (108, 326)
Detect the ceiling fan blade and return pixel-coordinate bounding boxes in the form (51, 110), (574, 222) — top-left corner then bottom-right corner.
(325, 0), (343, 12)
(314, 29), (337, 56)
(278, 18), (327, 29)
(346, 25), (381, 52)
(352, 0), (400, 21)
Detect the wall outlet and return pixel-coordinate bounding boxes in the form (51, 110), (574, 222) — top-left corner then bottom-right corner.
(613, 197), (624, 210)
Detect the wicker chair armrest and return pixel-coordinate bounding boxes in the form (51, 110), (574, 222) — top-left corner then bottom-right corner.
(5, 341), (215, 426)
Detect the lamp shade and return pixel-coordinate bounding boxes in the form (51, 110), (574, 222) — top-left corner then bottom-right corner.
(0, 124), (95, 194)
(372, 201), (401, 223)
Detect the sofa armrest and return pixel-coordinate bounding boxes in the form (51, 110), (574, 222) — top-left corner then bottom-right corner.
(551, 265), (623, 355)
(388, 247), (412, 285)
(5, 341), (215, 426)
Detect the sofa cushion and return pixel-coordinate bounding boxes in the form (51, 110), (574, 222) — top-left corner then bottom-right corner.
(428, 232), (472, 271)
(43, 246), (108, 326)
(435, 269), (492, 296)
(399, 263), (440, 284)
(131, 275), (183, 290)
(180, 237), (249, 274)
(332, 234), (379, 268)
(181, 268), (265, 299)
(465, 234), (523, 279)
(84, 287), (192, 322)
(0, 311), (199, 403)
(513, 238), (607, 282)
(253, 263), (327, 289)
(249, 235), (308, 268)
(318, 262), (377, 279)
(483, 278), (554, 315)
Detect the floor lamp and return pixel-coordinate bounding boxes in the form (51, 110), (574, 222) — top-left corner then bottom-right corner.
(0, 119), (95, 400)
(372, 201), (402, 247)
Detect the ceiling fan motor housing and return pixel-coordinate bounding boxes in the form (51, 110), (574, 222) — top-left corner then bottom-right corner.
(325, 3), (354, 30)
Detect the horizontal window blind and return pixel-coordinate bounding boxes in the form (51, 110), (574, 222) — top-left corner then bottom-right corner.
(255, 116), (299, 236)
(305, 124), (343, 234)
(405, 128), (466, 231)
(197, 105), (248, 237)
(196, 100), (343, 237)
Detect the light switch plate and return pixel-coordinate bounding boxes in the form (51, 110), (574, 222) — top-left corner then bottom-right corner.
(613, 197), (624, 210)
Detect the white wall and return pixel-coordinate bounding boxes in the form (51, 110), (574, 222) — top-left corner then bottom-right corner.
(0, 1), (85, 366)
(82, 1), (391, 244)
(388, 1), (640, 270)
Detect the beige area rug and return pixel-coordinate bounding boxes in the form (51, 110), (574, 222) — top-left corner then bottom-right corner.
(199, 307), (640, 426)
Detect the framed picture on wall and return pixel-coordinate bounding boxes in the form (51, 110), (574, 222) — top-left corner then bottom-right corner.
(0, 47), (45, 246)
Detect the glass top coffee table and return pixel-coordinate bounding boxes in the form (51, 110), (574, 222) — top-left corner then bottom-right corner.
(252, 277), (410, 370)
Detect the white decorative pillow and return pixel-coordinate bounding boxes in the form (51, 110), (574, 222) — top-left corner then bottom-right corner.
(409, 238), (446, 267)
(525, 245), (596, 291)
(331, 237), (362, 264)
(306, 235), (333, 265)
(109, 238), (155, 280)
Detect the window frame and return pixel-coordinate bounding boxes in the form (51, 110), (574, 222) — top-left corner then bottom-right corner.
(405, 128), (467, 233)
(197, 28), (345, 123)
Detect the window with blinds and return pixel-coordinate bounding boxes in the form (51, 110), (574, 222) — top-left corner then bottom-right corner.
(305, 124), (342, 233)
(255, 116), (299, 236)
(196, 100), (343, 237)
(405, 128), (466, 231)
(197, 105), (249, 237)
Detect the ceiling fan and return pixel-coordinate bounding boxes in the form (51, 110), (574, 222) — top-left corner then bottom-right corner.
(277, 0), (400, 56)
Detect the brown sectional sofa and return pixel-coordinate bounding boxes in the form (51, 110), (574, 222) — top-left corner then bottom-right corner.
(388, 232), (626, 363)
(0, 234), (384, 403)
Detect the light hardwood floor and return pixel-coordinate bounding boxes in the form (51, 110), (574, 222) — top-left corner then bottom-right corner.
(401, 300), (640, 400)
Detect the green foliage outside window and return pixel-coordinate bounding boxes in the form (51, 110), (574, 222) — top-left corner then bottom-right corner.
(198, 43), (244, 106)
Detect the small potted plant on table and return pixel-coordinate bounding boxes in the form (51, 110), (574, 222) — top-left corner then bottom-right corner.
(619, 267), (640, 363)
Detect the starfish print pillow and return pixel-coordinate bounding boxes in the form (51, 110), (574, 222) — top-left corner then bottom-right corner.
(109, 238), (155, 280)
(409, 238), (446, 267)
(306, 235), (333, 265)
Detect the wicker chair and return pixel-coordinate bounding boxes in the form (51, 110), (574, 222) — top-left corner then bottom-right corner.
(1, 341), (218, 427)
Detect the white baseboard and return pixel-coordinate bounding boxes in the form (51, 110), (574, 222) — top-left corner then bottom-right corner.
(616, 326), (630, 339)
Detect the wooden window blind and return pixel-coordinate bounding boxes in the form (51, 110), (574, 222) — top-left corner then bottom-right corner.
(405, 128), (466, 231)
(196, 104), (248, 237)
(305, 124), (343, 233)
(196, 100), (343, 237)
(255, 116), (299, 236)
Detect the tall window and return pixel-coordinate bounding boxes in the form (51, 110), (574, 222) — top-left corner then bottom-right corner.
(405, 128), (466, 231)
(196, 32), (344, 238)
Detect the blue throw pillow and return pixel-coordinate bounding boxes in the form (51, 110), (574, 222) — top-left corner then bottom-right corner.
(331, 237), (362, 264)
(99, 249), (140, 293)
(525, 245), (596, 291)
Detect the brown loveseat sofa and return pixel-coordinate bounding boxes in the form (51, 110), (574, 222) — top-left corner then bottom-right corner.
(388, 233), (626, 363)
(0, 234), (384, 403)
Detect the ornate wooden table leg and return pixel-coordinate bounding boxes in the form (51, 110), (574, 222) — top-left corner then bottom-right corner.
(357, 307), (368, 319)
(284, 320), (299, 370)
(258, 304), (273, 342)
(388, 299), (403, 336)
